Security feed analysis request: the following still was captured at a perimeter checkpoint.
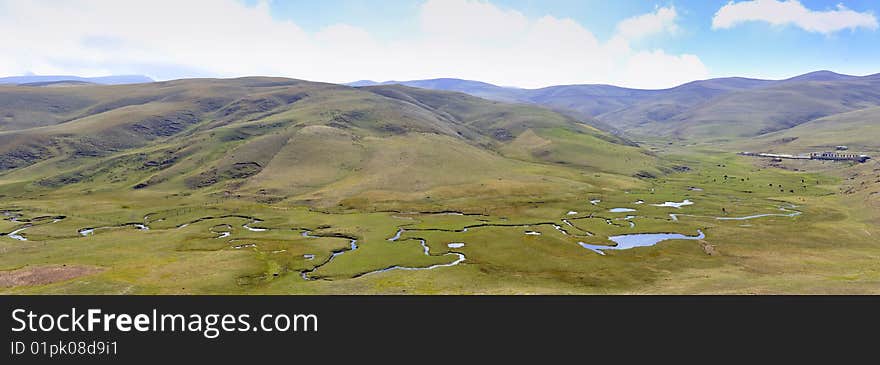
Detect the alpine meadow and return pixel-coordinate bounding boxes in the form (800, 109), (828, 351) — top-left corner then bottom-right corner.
(1, 0), (879, 295)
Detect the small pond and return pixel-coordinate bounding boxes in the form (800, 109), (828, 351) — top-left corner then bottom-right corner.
(578, 230), (705, 255)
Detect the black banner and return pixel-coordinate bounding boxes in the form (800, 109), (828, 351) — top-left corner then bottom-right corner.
(2, 296), (876, 363)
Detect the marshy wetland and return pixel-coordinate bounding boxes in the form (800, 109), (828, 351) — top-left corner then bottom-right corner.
(2, 150), (877, 294)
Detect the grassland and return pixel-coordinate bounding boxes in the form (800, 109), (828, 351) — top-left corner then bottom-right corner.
(2, 145), (876, 294)
(1, 78), (878, 294)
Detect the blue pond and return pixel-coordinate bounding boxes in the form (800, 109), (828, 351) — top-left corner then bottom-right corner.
(579, 230), (704, 255)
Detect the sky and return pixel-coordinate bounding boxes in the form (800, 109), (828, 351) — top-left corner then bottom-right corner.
(0, 0), (878, 89)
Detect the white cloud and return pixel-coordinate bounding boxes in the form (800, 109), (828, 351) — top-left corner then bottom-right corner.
(0, 0), (708, 89)
(420, 0), (529, 42)
(712, 0), (879, 34)
(624, 51), (708, 89)
(615, 6), (679, 40)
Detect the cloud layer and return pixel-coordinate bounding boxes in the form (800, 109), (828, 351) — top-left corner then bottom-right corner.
(712, 0), (879, 34)
(615, 5), (679, 40)
(0, 0), (707, 88)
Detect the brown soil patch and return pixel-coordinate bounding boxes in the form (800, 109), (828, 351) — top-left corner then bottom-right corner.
(699, 240), (717, 256)
(0, 265), (104, 287)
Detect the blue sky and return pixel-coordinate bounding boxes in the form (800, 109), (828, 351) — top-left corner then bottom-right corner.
(259, 0), (880, 80)
(1, 0), (878, 88)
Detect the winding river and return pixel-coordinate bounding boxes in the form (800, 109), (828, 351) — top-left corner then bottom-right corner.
(355, 238), (466, 278)
(243, 219), (268, 232)
(299, 229), (360, 280)
(8, 226), (30, 241)
(56, 201), (805, 281)
(4, 215), (66, 241)
(716, 206), (802, 220)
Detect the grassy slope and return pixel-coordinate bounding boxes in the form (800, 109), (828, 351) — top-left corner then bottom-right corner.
(347, 73), (880, 145)
(627, 78), (880, 140)
(2, 78), (878, 294)
(733, 106), (880, 154)
(0, 79), (656, 209)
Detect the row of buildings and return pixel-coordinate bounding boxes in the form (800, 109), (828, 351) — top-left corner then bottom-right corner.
(808, 152), (871, 162)
(739, 151), (871, 163)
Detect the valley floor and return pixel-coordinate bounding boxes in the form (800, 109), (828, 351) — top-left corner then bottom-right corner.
(1, 148), (878, 294)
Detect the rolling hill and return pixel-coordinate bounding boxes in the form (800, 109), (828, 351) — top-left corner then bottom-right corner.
(634, 74), (880, 139)
(348, 76), (775, 121)
(0, 75), (154, 85)
(0, 77), (658, 209)
(351, 71), (880, 141)
(350, 78), (526, 103)
(735, 106), (880, 154)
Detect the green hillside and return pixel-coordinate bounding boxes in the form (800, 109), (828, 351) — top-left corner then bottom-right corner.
(353, 72), (880, 143)
(650, 78), (880, 139)
(734, 106), (880, 154)
(0, 78), (657, 209)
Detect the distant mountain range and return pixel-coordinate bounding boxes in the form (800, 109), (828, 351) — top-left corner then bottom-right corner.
(4, 71), (877, 146)
(348, 70), (880, 140)
(0, 75), (154, 85)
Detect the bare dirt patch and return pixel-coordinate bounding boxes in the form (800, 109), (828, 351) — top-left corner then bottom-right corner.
(0, 265), (104, 287)
(699, 240), (717, 256)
